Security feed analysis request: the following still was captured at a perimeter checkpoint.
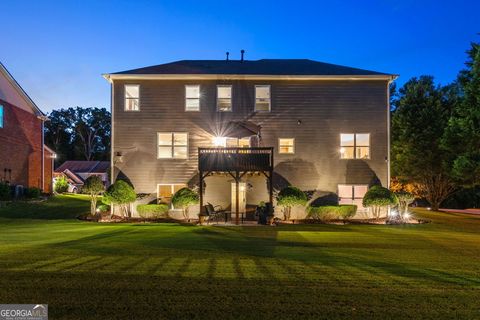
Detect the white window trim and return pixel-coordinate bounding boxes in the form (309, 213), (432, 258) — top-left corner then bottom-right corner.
(278, 138), (295, 154)
(185, 85), (200, 112)
(124, 84), (140, 111)
(216, 85), (233, 112)
(340, 133), (371, 160)
(157, 183), (187, 208)
(157, 132), (189, 159)
(254, 85), (271, 112)
(338, 184), (369, 200)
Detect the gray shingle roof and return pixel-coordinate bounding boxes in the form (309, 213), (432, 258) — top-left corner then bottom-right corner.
(55, 161), (110, 174)
(111, 59), (392, 76)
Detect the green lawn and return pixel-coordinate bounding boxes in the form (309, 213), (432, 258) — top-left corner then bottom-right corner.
(0, 195), (479, 319)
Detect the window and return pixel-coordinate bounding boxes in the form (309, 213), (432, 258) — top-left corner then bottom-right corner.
(157, 184), (187, 205)
(279, 138), (294, 154)
(124, 84), (140, 111)
(217, 85), (232, 111)
(213, 137), (250, 148)
(0, 105), (3, 128)
(255, 85), (271, 112)
(238, 138), (250, 148)
(340, 133), (370, 159)
(338, 184), (368, 207)
(157, 132), (188, 159)
(185, 85), (200, 111)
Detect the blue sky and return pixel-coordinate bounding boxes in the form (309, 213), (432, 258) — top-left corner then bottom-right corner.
(1, 0), (479, 112)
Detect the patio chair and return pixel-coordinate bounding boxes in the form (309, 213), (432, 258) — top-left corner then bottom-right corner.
(204, 203), (225, 224)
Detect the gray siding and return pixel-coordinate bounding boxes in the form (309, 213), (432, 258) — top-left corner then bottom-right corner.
(112, 79), (388, 202)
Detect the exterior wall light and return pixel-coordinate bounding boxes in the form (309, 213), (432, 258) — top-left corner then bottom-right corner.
(213, 136), (227, 147)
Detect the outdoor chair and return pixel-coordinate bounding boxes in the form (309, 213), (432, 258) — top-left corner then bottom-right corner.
(204, 203), (225, 224)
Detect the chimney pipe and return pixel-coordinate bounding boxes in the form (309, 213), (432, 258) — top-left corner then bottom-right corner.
(241, 49), (245, 62)
(226, 51), (229, 61)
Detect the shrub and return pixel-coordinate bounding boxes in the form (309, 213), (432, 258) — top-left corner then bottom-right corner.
(137, 204), (169, 219)
(307, 205), (357, 221)
(277, 186), (308, 220)
(97, 204), (110, 214)
(363, 186), (397, 220)
(24, 187), (41, 199)
(54, 175), (69, 193)
(172, 187), (199, 220)
(83, 175), (105, 216)
(103, 180), (136, 217)
(395, 191), (415, 217)
(0, 182), (11, 201)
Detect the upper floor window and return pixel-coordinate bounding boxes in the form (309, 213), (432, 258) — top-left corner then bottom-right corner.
(279, 138), (295, 154)
(255, 85), (271, 112)
(340, 133), (370, 159)
(157, 132), (188, 159)
(0, 105), (3, 128)
(124, 84), (140, 111)
(185, 85), (200, 111)
(217, 85), (232, 111)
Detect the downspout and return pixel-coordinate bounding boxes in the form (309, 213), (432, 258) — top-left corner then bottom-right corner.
(386, 75), (398, 189)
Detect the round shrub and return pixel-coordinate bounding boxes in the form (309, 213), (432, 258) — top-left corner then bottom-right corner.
(172, 188), (199, 220)
(97, 204), (110, 214)
(363, 186), (397, 219)
(54, 176), (69, 193)
(137, 204), (169, 219)
(24, 187), (41, 199)
(307, 205), (357, 221)
(0, 182), (11, 201)
(277, 186), (308, 220)
(103, 180), (136, 217)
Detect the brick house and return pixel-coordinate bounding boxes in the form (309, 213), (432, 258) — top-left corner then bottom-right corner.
(0, 62), (55, 193)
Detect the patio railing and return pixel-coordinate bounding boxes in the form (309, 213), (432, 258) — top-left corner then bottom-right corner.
(198, 147), (274, 172)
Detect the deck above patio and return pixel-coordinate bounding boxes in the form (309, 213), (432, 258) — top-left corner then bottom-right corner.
(198, 147), (274, 172)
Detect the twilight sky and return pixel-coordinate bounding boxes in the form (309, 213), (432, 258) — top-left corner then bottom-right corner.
(1, 0), (479, 113)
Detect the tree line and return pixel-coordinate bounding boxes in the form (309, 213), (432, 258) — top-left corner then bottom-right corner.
(391, 40), (480, 210)
(44, 107), (111, 165)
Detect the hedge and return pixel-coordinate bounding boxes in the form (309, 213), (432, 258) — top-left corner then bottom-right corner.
(307, 205), (357, 221)
(137, 204), (169, 219)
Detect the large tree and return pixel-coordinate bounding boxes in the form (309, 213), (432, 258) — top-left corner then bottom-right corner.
(443, 41), (480, 186)
(44, 107), (111, 163)
(391, 76), (458, 210)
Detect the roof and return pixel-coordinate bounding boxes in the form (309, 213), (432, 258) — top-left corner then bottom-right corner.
(55, 161), (110, 174)
(105, 59), (395, 79)
(0, 61), (45, 117)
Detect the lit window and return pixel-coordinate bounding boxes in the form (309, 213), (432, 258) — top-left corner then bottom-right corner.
(279, 138), (294, 154)
(238, 138), (250, 148)
(255, 85), (271, 112)
(217, 85), (232, 111)
(157, 132), (188, 159)
(158, 184), (187, 206)
(185, 85), (200, 111)
(0, 105), (3, 128)
(338, 184), (368, 207)
(340, 133), (370, 159)
(124, 84), (140, 111)
(212, 137), (250, 148)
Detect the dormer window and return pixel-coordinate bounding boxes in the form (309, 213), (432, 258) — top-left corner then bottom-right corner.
(217, 85), (232, 111)
(255, 85), (271, 112)
(124, 84), (140, 111)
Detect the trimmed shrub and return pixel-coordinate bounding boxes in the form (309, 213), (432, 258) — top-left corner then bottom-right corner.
(24, 187), (42, 199)
(363, 186), (397, 219)
(54, 176), (69, 193)
(97, 204), (110, 214)
(83, 175), (105, 216)
(137, 204), (169, 219)
(277, 186), (308, 220)
(307, 205), (357, 221)
(103, 180), (136, 217)
(0, 182), (11, 201)
(172, 187), (199, 220)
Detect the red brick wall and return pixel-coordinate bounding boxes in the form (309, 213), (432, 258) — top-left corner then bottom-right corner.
(43, 149), (54, 193)
(0, 98), (44, 190)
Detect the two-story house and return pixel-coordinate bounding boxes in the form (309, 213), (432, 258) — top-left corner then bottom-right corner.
(103, 58), (396, 221)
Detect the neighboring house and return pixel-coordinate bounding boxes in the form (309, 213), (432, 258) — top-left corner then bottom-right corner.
(54, 161), (110, 192)
(103, 57), (397, 219)
(0, 62), (55, 194)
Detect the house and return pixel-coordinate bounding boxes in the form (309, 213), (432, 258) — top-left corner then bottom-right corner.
(0, 62), (55, 194)
(103, 57), (397, 220)
(54, 161), (110, 192)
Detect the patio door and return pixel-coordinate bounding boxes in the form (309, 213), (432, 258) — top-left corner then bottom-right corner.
(231, 182), (246, 217)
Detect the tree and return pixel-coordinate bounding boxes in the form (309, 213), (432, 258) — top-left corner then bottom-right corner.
(54, 175), (69, 193)
(443, 41), (480, 186)
(362, 186), (397, 220)
(82, 175), (105, 216)
(277, 186), (307, 221)
(394, 191), (415, 221)
(44, 107), (111, 164)
(391, 76), (457, 210)
(171, 187), (199, 220)
(102, 180), (136, 218)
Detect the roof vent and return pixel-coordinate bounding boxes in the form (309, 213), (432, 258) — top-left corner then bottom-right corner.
(241, 50), (245, 62)
(226, 51), (230, 61)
